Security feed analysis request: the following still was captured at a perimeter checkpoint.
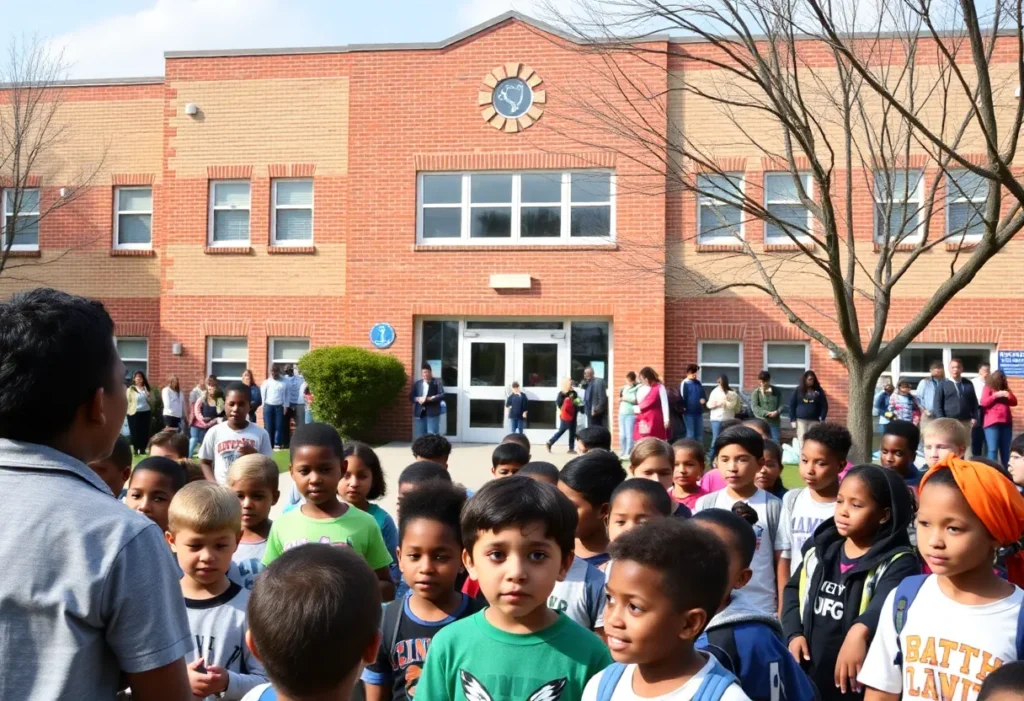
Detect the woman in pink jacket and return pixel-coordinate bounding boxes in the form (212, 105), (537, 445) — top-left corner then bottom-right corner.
(981, 369), (1017, 466)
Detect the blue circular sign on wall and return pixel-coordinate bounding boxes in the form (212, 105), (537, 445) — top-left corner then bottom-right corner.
(492, 77), (533, 119)
(370, 323), (396, 349)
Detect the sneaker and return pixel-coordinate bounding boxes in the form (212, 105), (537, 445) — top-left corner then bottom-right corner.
(546, 443), (552, 453)
(567, 449), (577, 455)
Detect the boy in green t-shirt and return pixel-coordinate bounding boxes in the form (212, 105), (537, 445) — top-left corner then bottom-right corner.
(262, 422), (395, 601)
(417, 475), (612, 701)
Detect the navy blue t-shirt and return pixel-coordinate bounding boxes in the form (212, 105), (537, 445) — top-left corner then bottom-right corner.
(505, 393), (529, 419)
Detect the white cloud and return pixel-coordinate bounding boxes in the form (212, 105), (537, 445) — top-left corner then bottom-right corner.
(48, 0), (325, 79)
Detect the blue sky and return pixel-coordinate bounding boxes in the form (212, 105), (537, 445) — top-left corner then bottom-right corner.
(0, 0), (551, 78)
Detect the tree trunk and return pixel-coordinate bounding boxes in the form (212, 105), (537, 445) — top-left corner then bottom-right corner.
(846, 362), (880, 463)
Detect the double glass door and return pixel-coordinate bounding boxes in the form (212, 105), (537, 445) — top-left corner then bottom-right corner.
(462, 331), (566, 443)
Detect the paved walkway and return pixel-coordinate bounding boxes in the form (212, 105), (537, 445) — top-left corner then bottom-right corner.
(271, 442), (580, 519)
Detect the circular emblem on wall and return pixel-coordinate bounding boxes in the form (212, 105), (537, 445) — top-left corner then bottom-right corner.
(479, 63), (546, 133)
(369, 323), (396, 349)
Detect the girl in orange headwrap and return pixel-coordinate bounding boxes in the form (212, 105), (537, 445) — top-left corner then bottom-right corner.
(858, 456), (1024, 700)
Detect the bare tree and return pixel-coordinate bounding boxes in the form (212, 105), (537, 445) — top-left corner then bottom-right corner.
(0, 36), (105, 281)
(540, 0), (1024, 459)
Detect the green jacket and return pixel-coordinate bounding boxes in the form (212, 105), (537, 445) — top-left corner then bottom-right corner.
(751, 385), (782, 425)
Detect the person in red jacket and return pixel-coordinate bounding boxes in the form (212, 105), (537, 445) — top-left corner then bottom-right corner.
(980, 369), (1018, 467)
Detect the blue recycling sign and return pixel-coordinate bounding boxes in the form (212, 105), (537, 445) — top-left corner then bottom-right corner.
(370, 323), (396, 349)
(998, 351), (1024, 377)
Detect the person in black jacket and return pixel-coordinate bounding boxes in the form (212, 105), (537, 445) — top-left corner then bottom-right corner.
(933, 357), (981, 457)
(789, 370), (829, 446)
(782, 465), (920, 701)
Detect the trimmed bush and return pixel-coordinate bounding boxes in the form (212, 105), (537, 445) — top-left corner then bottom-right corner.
(298, 346), (407, 439)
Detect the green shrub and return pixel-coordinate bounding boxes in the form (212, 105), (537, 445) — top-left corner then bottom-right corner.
(298, 346), (407, 439)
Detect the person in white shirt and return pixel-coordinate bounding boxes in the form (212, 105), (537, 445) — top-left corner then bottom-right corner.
(260, 364), (288, 450)
(707, 375), (741, 446)
(284, 364), (305, 430)
(161, 375), (187, 430)
(201, 382), (273, 485)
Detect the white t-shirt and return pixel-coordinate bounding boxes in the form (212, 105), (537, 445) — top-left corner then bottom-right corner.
(781, 489), (837, 576)
(693, 489), (788, 617)
(859, 576), (1023, 701)
(549, 555), (606, 630)
(582, 656), (751, 701)
(199, 422), (273, 485)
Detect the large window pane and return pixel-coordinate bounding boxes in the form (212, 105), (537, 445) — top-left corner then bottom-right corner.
(271, 339), (310, 363)
(275, 181), (312, 206)
(522, 174), (561, 202)
(118, 214), (152, 245)
(119, 188), (152, 211)
(469, 399), (506, 428)
(422, 320), (459, 388)
(117, 338), (149, 360)
(213, 182), (250, 207)
(528, 399), (557, 429)
(699, 205), (742, 240)
(703, 365), (741, 387)
(423, 175), (462, 204)
(948, 203), (985, 238)
(214, 210), (250, 241)
(522, 343), (558, 388)
(521, 207), (560, 237)
(766, 204), (808, 239)
(470, 342), (506, 387)
(570, 206), (610, 237)
(951, 348), (991, 374)
(571, 322), (609, 383)
(699, 174), (743, 203)
(702, 342), (740, 364)
(470, 175), (512, 203)
(470, 207), (511, 238)
(7, 216), (38, 246)
(766, 344), (806, 365)
(571, 173), (610, 202)
(212, 338), (248, 360)
(899, 347), (943, 374)
(422, 209), (461, 238)
(765, 173), (804, 201)
(275, 209), (312, 241)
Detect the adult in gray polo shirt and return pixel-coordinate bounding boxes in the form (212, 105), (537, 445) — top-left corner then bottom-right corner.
(0, 288), (192, 701)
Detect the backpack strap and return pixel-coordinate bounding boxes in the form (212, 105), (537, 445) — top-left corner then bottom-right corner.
(891, 574), (928, 667)
(693, 655), (740, 701)
(701, 626), (740, 674)
(259, 685), (278, 700)
(596, 663), (628, 701)
(765, 493), (782, 550)
(704, 490), (722, 511)
(1016, 597), (1024, 661)
(798, 549), (818, 622)
(381, 597), (406, 668)
(859, 549), (914, 615)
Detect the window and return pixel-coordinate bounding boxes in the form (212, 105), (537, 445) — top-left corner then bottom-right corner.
(888, 344), (994, 389)
(416, 171), (614, 243)
(421, 320), (460, 437)
(764, 173), (812, 243)
(697, 174), (744, 243)
(207, 337), (248, 383)
(699, 341), (743, 390)
(209, 181), (251, 245)
(271, 180), (313, 245)
(2, 188), (39, 250)
(116, 337), (149, 385)
(114, 187), (152, 249)
(570, 321), (610, 383)
(947, 170), (987, 243)
(874, 170), (923, 243)
(269, 338), (310, 370)
(764, 342), (809, 416)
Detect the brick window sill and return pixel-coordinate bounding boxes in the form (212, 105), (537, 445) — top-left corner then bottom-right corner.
(764, 243), (812, 252)
(413, 243), (619, 252)
(268, 245), (316, 255)
(695, 243), (744, 253)
(4, 249), (41, 258)
(204, 246), (253, 255)
(110, 249), (156, 257)
(873, 243), (919, 253)
(945, 241), (980, 251)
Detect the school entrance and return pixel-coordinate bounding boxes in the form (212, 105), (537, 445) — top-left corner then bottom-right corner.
(416, 319), (611, 444)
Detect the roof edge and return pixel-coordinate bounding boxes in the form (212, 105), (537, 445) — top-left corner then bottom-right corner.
(30, 76), (164, 88)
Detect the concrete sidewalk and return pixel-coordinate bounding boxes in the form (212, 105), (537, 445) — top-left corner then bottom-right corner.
(271, 442), (581, 519)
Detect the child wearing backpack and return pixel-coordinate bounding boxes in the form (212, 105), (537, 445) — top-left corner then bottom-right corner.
(782, 465), (919, 701)
(693, 507), (818, 701)
(858, 456), (1024, 701)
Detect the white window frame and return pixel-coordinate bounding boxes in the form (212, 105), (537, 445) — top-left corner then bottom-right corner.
(698, 340), (744, 392)
(115, 337), (149, 384)
(763, 172), (813, 244)
(697, 173), (745, 244)
(946, 170), (987, 244)
(415, 170), (615, 245)
(206, 336), (249, 383)
(873, 169), (924, 244)
(270, 179), (314, 246)
(886, 343), (996, 390)
(112, 186), (153, 250)
(268, 337), (310, 370)
(208, 180), (251, 246)
(764, 341), (810, 419)
(2, 188), (40, 251)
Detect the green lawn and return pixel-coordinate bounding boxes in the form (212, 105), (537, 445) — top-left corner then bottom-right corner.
(134, 449), (291, 472)
(780, 463), (806, 489)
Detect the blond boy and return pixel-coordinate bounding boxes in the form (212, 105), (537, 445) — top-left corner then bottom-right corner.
(922, 417), (969, 468)
(167, 482), (267, 699)
(226, 455), (280, 590)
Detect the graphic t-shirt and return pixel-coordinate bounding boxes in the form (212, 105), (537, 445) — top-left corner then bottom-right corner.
(261, 504), (393, 571)
(858, 576), (1024, 700)
(362, 593), (482, 701)
(230, 539), (268, 590)
(548, 556), (606, 630)
(416, 610), (612, 701)
(581, 656), (751, 701)
(184, 582), (267, 700)
(805, 553), (856, 697)
(781, 489), (837, 575)
(198, 422), (273, 485)
(694, 489), (788, 617)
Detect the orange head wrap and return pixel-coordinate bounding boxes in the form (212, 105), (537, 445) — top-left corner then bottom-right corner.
(920, 455), (1024, 585)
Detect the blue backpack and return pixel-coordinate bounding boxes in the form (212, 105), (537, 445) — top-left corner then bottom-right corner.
(596, 658), (738, 701)
(891, 574), (1024, 666)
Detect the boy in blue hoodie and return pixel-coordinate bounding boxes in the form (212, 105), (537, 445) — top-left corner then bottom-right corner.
(679, 364), (707, 441)
(693, 505), (818, 701)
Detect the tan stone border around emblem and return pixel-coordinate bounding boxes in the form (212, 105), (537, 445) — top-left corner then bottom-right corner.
(478, 63), (546, 133)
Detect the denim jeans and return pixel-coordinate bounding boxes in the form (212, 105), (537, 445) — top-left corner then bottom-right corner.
(189, 426), (207, 457)
(768, 422), (782, 444)
(413, 415), (441, 439)
(619, 413), (636, 455)
(264, 404), (285, 447)
(985, 423), (1012, 466)
(683, 414), (704, 441)
(508, 417), (525, 434)
(711, 420), (724, 446)
(548, 420), (576, 451)
(972, 421), (987, 459)
(291, 403), (306, 428)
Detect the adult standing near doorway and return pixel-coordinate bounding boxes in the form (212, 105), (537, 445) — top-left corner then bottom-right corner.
(410, 363), (444, 438)
(125, 371), (154, 455)
(707, 374), (741, 444)
(971, 362), (991, 459)
(285, 364), (306, 430)
(547, 377), (580, 453)
(934, 357), (980, 457)
(242, 368), (261, 423)
(634, 366), (670, 441)
(618, 371), (640, 455)
(582, 365), (608, 428)
(190, 376), (224, 458)
(679, 364), (706, 441)
(981, 369), (1017, 466)
(261, 364), (288, 450)
(916, 360), (945, 432)
(789, 370), (828, 445)
(160, 375), (186, 430)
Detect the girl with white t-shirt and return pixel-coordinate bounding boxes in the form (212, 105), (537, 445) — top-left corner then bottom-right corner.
(859, 458), (1024, 701)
